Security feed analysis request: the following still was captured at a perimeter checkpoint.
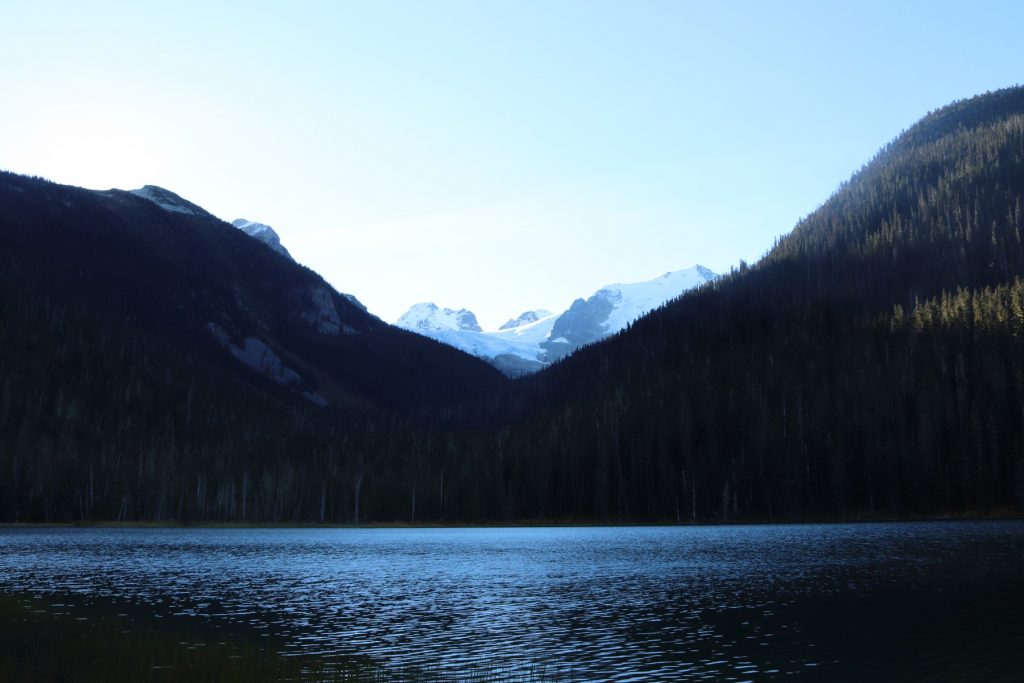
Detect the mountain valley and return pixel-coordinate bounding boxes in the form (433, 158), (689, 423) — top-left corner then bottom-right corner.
(4, 87), (1024, 523)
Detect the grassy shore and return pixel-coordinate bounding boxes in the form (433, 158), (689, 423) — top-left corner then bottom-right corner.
(0, 593), (360, 682)
(0, 594), (572, 683)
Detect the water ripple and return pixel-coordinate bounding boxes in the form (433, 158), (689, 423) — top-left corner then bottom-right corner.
(0, 522), (1022, 680)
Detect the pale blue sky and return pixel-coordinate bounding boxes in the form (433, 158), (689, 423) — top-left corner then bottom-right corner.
(2, 1), (1022, 328)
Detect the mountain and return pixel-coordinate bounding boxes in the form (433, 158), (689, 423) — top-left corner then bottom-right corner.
(395, 266), (717, 375)
(7, 87), (1024, 525)
(542, 265), (717, 361)
(12, 178), (505, 412)
(396, 303), (483, 333)
(0, 172), (509, 520)
(482, 86), (1024, 522)
(231, 218), (293, 260)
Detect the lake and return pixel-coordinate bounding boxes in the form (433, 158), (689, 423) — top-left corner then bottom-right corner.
(1, 522), (1022, 681)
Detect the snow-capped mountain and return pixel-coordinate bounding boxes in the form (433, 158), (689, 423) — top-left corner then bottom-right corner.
(395, 265), (716, 376)
(231, 219), (293, 260)
(397, 303), (483, 333)
(542, 265), (716, 361)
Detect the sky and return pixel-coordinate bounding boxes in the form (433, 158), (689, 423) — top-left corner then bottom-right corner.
(3, 1), (1024, 329)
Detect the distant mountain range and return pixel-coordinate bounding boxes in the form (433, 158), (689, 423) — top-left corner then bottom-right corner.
(395, 266), (717, 375)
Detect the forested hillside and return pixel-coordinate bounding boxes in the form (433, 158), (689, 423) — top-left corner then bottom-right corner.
(489, 86), (1024, 521)
(4, 87), (1024, 523)
(0, 174), (504, 522)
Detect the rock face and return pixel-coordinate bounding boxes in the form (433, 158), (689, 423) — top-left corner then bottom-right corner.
(207, 322), (302, 385)
(395, 266), (717, 375)
(499, 310), (552, 330)
(231, 219), (293, 260)
(300, 285), (343, 336)
(541, 295), (616, 361)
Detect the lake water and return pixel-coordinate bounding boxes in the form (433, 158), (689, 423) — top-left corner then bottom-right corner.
(1, 522), (1022, 681)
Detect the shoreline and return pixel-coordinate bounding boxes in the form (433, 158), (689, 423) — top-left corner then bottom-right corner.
(1, 509), (1020, 529)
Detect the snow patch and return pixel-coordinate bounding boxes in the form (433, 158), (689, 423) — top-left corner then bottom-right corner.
(596, 265), (716, 333)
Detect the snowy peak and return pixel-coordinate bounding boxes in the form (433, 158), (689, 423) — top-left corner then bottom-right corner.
(592, 264), (717, 334)
(499, 309), (553, 330)
(541, 265), (716, 358)
(396, 303), (483, 333)
(231, 218), (293, 260)
(130, 185), (208, 216)
(395, 264), (717, 375)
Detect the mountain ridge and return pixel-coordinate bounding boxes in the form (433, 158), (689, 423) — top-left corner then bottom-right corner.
(496, 85), (1024, 521)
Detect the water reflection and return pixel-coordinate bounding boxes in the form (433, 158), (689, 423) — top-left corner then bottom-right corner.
(1, 522), (1022, 680)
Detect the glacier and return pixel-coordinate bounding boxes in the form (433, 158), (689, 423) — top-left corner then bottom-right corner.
(395, 265), (716, 376)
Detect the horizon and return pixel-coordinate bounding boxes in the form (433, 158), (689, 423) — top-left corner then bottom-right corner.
(3, 1), (1024, 328)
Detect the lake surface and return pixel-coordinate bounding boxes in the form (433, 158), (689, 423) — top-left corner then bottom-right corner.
(1, 522), (1022, 681)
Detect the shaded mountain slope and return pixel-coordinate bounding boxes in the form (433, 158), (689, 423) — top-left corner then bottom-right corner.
(487, 86), (1024, 521)
(0, 172), (507, 521)
(0, 173), (504, 413)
